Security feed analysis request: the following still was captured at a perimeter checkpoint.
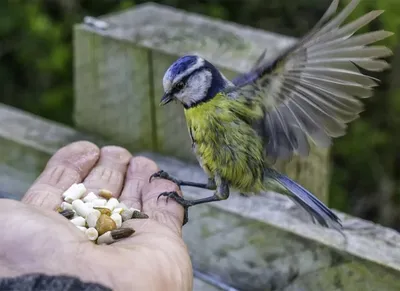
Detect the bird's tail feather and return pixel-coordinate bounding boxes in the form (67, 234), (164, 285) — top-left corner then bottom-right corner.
(266, 169), (342, 230)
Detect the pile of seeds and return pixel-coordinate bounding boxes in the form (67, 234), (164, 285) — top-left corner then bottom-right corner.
(57, 183), (148, 244)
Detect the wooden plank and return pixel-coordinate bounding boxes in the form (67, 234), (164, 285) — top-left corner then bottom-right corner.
(73, 28), (154, 153)
(73, 3), (331, 202)
(282, 261), (400, 291)
(142, 152), (400, 290)
(192, 276), (224, 291)
(1, 103), (399, 290)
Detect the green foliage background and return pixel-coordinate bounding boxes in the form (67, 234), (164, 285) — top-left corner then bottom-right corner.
(1, 0), (399, 229)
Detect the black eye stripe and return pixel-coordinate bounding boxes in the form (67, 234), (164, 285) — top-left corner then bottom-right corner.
(171, 82), (184, 94)
(172, 67), (206, 93)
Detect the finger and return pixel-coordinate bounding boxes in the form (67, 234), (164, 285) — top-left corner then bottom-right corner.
(22, 141), (100, 210)
(119, 156), (184, 235)
(142, 159), (184, 234)
(119, 156), (158, 211)
(143, 178), (184, 235)
(82, 146), (132, 199)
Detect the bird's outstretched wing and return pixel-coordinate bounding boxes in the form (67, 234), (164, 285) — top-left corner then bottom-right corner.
(227, 0), (393, 163)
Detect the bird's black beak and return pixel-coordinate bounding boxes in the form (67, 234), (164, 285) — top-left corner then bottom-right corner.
(159, 93), (173, 106)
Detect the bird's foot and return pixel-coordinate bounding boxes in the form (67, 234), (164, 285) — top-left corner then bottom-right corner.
(157, 191), (193, 225)
(149, 170), (182, 189)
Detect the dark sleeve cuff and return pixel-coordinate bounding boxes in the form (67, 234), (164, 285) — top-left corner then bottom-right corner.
(0, 273), (112, 291)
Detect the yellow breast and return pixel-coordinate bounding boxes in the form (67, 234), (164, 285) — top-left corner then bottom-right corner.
(183, 93), (265, 193)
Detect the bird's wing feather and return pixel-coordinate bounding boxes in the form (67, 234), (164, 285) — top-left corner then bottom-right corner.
(227, 0), (393, 163)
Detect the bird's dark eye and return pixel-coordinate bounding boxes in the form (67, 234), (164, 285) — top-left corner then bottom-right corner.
(175, 82), (185, 91)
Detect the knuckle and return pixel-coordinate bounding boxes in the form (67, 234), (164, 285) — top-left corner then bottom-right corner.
(129, 156), (159, 172)
(150, 179), (180, 193)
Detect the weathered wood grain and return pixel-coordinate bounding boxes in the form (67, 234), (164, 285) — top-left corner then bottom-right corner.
(142, 152), (400, 290)
(1, 104), (399, 290)
(73, 3), (330, 202)
(73, 28), (154, 153)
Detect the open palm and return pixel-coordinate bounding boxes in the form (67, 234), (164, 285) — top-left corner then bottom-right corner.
(0, 141), (192, 291)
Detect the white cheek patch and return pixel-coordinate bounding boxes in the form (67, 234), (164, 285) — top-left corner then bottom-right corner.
(181, 70), (212, 106)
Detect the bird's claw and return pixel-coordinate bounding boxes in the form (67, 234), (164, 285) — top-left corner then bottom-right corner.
(149, 170), (166, 182)
(149, 170), (182, 190)
(157, 191), (192, 225)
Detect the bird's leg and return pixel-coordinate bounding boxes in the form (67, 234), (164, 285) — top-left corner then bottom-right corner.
(156, 178), (229, 225)
(149, 170), (216, 190)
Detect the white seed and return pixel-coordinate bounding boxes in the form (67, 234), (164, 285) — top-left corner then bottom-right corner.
(83, 192), (98, 203)
(112, 207), (123, 215)
(110, 213), (122, 228)
(60, 202), (73, 210)
(86, 210), (101, 228)
(121, 207), (140, 222)
(117, 202), (128, 210)
(97, 228), (135, 245)
(85, 227), (99, 241)
(85, 202), (94, 209)
(105, 198), (119, 211)
(62, 183), (78, 198)
(76, 226), (87, 232)
(72, 199), (92, 218)
(92, 198), (107, 207)
(63, 183), (86, 203)
(71, 216), (86, 227)
(97, 231), (114, 245)
(121, 208), (134, 221)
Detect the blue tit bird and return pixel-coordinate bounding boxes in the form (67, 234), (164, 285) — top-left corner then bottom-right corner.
(149, 0), (393, 228)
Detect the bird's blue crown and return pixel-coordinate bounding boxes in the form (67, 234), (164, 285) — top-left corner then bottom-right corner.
(167, 55), (198, 78)
(163, 55), (203, 86)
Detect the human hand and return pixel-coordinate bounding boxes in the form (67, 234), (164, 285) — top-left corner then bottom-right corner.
(0, 141), (192, 291)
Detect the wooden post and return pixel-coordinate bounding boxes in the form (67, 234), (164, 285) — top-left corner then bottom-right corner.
(74, 3), (329, 202)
